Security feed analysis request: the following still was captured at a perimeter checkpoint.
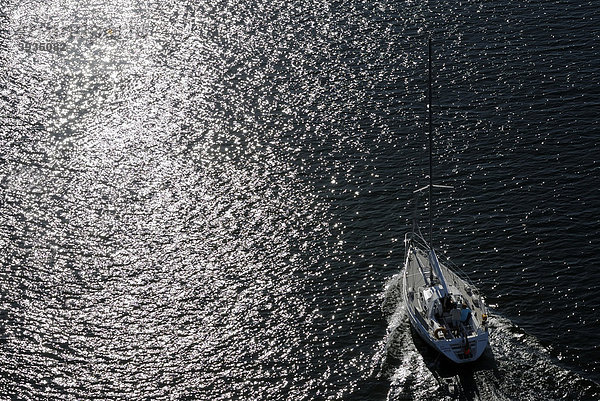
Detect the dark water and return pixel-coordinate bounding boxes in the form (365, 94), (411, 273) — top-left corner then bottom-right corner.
(1, 0), (599, 399)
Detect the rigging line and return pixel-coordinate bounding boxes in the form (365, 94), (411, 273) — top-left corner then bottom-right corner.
(428, 37), (435, 286)
(428, 37), (433, 250)
(410, 44), (429, 230)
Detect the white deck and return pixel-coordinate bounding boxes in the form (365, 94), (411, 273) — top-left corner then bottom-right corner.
(403, 244), (489, 363)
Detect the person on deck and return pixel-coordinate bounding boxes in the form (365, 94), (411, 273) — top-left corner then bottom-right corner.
(460, 303), (472, 326)
(450, 305), (461, 332)
(434, 300), (442, 321)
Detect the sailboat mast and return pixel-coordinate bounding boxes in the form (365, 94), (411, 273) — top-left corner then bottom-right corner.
(428, 37), (433, 250)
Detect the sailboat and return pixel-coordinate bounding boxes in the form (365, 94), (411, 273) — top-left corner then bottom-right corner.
(402, 38), (490, 363)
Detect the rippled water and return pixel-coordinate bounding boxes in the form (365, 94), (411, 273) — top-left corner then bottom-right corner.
(1, 0), (599, 399)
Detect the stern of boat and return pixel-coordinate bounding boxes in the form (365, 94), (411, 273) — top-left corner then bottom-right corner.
(435, 331), (489, 363)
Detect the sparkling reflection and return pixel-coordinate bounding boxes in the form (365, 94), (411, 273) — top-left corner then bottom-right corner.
(1, 0), (599, 399)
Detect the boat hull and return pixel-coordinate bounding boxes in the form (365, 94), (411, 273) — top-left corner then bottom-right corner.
(404, 294), (489, 363)
(402, 243), (490, 364)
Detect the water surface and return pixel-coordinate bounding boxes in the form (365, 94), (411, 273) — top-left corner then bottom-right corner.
(1, 0), (599, 399)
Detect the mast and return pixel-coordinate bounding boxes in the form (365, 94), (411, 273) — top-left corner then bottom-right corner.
(425, 38), (451, 291)
(428, 37), (433, 250)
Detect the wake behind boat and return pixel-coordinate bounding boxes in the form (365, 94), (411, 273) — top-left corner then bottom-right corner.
(401, 38), (490, 363)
